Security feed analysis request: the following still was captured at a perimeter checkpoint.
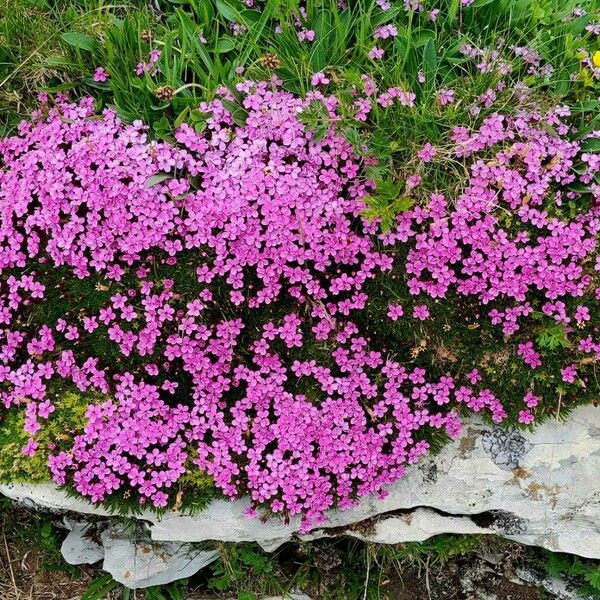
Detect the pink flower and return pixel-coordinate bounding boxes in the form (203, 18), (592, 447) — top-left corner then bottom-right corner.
(93, 67), (110, 82)
(517, 341), (541, 369)
(368, 47), (385, 60)
(417, 143), (437, 163)
(311, 72), (330, 86)
(413, 305), (430, 320)
(387, 303), (404, 321)
(22, 438), (38, 456)
(374, 25), (398, 40)
(524, 391), (540, 408)
(575, 305), (590, 324)
(561, 364), (577, 383)
(437, 89), (455, 106)
(518, 410), (534, 425)
(406, 174), (422, 189)
(298, 29), (315, 42)
(466, 369), (482, 385)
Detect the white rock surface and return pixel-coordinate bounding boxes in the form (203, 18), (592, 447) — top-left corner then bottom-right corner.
(100, 523), (219, 588)
(2, 405), (600, 558)
(61, 519), (104, 565)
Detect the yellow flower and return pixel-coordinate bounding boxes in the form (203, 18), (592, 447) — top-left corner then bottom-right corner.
(593, 50), (600, 68)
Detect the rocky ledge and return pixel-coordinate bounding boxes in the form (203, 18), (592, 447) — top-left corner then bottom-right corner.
(2, 405), (599, 586)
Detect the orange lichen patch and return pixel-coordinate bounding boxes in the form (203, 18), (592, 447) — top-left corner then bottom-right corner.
(526, 482), (561, 508)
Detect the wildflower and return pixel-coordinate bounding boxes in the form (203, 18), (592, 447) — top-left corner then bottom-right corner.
(387, 303), (404, 321)
(406, 174), (422, 189)
(437, 88), (455, 105)
(413, 305), (430, 320)
(311, 72), (330, 86)
(374, 24), (398, 40)
(368, 47), (385, 60)
(518, 410), (534, 425)
(417, 143), (437, 163)
(92, 67), (110, 82)
(561, 365), (577, 383)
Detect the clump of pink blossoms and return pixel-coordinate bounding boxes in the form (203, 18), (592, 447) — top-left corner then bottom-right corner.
(0, 84), (491, 531)
(1, 82), (598, 530)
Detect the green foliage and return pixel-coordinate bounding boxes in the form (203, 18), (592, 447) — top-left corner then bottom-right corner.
(209, 543), (283, 596)
(363, 179), (415, 231)
(381, 533), (486, 568)
(542, 551), (600, 598)
(536, 323), (571, 350)
(80, 574), (121, 600)
(298, 98), (331, 140)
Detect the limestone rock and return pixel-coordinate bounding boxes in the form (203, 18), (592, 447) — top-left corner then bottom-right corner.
(61, 520), (104, 565)
(100, 523), (219, 588)
(515, 566), (596, 600)
(3, 405), (600, 558)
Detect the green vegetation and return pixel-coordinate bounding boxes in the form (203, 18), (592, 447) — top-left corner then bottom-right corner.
(1, 0), (600, 595)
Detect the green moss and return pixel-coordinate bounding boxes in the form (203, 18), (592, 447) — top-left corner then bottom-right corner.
(0, 390), (95, 483)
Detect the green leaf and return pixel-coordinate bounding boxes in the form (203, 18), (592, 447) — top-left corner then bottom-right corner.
(221, 99), (248, 126)
(422, 38), (437, 92)
(43, 56), (74, 67)
(375, 179), (401, 200)
(371, 6), (403, 26)
(216, 36), (237, 53)
(146, 173), (172, 187)
(215, 0), (238, 21)
(391, 197), (415, 212)
(175, 9), (214, 73)
(584, 569), (600, 591)
(581, 138), (600, 152)
(81, 575), (119, 600)
(412, 29), (435, 47)
(174, 106), (190, 129)
(536, 323), (570, 350)
(448, 0), (460, 23)
(61, 32), (97, 51)
(544, 552), (573, 577)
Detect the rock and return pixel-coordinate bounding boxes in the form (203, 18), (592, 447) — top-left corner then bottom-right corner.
(2, 405), (600, 558)
(61, 519), (104, 565)
(515, 566), (596, 600)
(100, 523), (219, 588)
(341, 507), (487, 544)
(481, 426), (532, 471)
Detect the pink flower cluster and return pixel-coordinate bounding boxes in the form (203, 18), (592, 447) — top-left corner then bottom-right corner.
(379, 107), (599, 397)
(1, 83), (597, 529)
(400, 109), (599, 321)
(0, 85), (490, 530)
